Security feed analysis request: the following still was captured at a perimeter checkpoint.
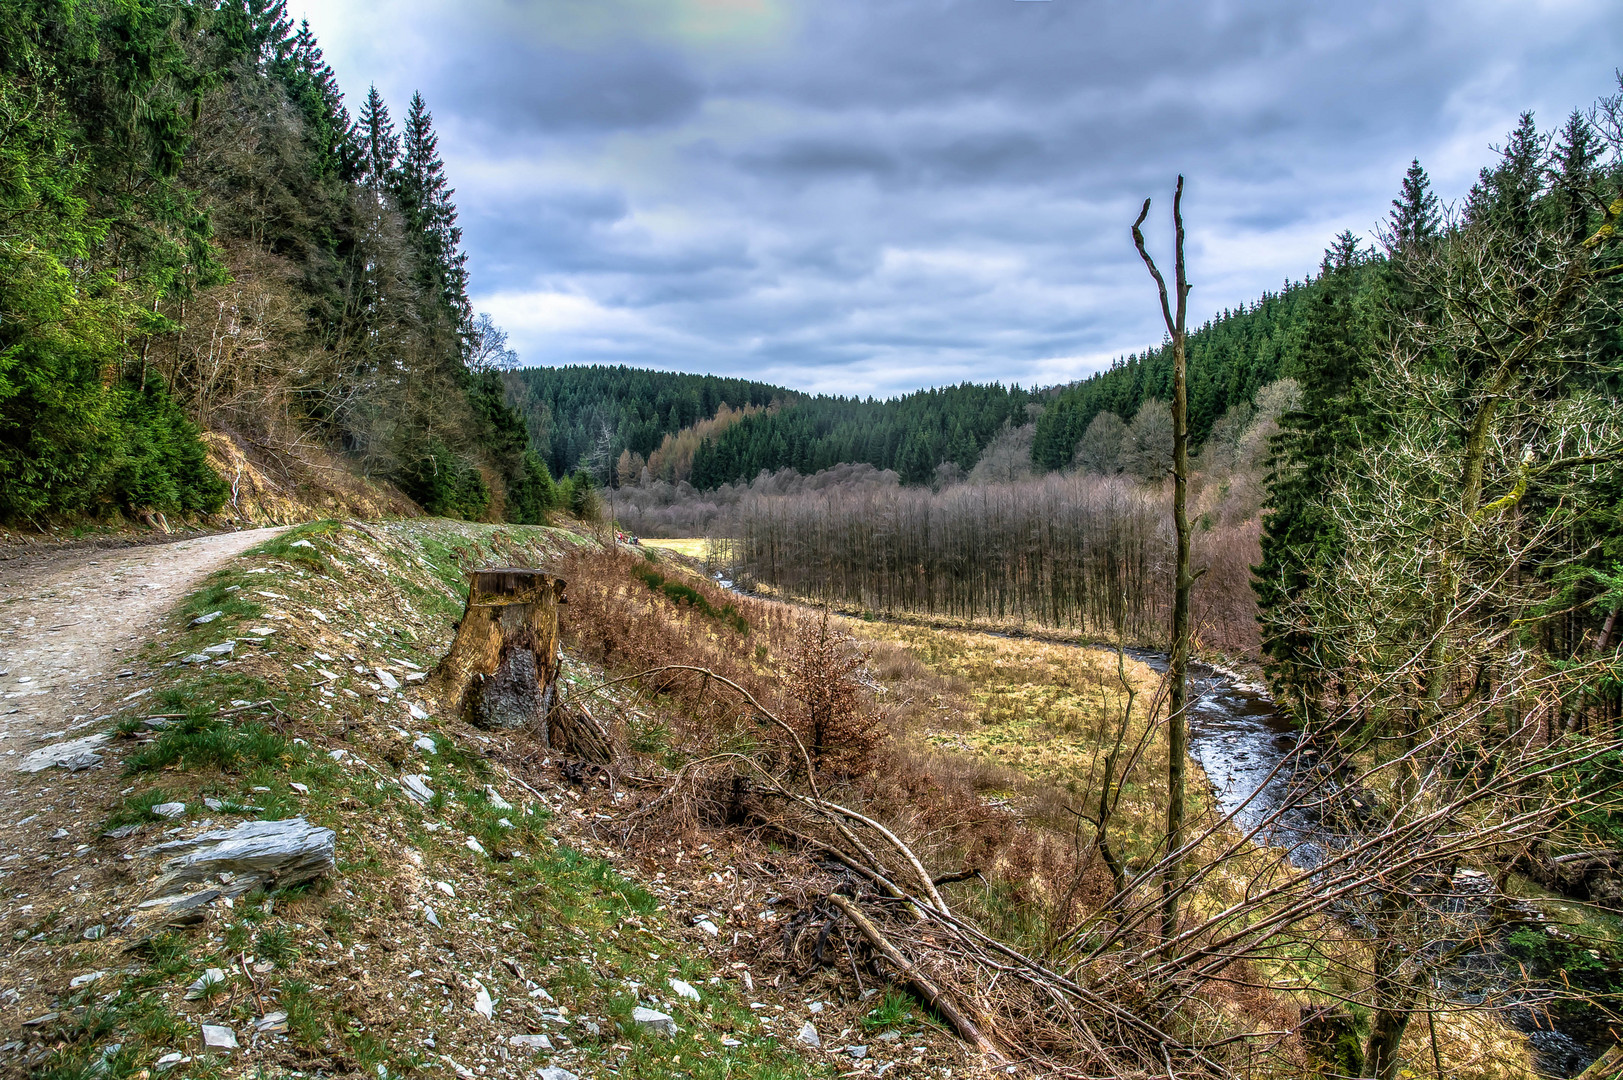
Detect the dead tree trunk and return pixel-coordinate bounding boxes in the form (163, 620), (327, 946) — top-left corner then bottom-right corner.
(436, 569), (566, 733)
(1133, 177), (1193, 943)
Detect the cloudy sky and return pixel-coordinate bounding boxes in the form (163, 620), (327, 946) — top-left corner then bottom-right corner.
(289, 0), (1621, 397)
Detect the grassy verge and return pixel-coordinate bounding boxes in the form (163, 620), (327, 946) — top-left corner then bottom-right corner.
(29, 519), (832, 1080)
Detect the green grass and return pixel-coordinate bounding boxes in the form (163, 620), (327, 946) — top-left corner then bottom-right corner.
(124, 716), (288, 774)
(105, 786), (184, 828)
(860, 989), (918, 1030)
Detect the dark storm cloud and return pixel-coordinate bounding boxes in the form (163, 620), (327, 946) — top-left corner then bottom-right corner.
(293, 0), (1623, 396)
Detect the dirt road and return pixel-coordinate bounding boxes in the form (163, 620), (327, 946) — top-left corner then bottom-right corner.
(0, 528), (286, 763)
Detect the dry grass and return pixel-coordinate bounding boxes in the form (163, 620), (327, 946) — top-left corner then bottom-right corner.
(637, 537), (713, 559)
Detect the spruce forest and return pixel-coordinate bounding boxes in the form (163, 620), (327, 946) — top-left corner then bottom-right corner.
(5, 3), (1623, 1080)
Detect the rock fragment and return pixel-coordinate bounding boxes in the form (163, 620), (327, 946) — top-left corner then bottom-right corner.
(186, 969), (228, 1000)
(400, 774), (434, 804)
(669, 977), (700, 1002)
(797, 1021), (821, 1048)
(17, 733), (111, 773)
(151, 802), (186, 819)
(200, 1024), (238, 1054)
(509, 1033), (553, 1052)
(140, 817), (335, 900)
(632, 1006), (676, 1037)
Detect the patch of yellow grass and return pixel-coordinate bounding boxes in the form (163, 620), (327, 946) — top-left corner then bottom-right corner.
(639, 537), (712, 559)
(844, 619), (1161, 780)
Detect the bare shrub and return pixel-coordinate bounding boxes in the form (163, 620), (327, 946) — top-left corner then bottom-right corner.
(787, 611), (886, 775)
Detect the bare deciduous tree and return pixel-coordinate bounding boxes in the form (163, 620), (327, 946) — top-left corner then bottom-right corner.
(1133, 177), (1195, 942)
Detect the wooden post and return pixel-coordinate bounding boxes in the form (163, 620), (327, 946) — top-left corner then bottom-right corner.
(436, 569), (566, 732)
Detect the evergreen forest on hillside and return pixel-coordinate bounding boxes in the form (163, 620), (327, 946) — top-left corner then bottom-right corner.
(500, 366), (789, 484)
(0, 0), (559, 526)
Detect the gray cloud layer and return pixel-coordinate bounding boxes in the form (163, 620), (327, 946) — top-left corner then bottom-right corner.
(291, 0), (1623, 395)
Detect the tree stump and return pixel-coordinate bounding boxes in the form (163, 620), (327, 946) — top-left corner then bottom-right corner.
(437, 569), (566, 732)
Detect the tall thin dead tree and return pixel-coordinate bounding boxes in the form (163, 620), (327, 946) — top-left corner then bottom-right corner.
(1131, 177), (1193, 942)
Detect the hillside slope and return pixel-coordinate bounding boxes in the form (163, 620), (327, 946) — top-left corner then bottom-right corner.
(0, 520), (981, 1080)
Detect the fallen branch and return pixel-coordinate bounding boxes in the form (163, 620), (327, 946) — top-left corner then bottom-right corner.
(827, 894), (1005, 1061)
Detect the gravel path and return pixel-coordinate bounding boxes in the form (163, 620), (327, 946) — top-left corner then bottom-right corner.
(0, 528), (287, 766)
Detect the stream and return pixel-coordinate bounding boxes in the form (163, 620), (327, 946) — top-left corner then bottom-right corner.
(1169, 656), (1601, 1077)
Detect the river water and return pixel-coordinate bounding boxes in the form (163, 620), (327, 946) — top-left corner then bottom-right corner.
(1167, 656), (1600, 1077)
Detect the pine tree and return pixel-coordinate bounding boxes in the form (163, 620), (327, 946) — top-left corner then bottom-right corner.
(397, 91), (471, 332)
(1552, 110), (1601, 243)
(1388, 159), (1439, 250)
(359, 86), (399, 191)
(1465, 111), (1544, 234)
(265, 19), (360, 182)
(1255, 236), (1373, 726)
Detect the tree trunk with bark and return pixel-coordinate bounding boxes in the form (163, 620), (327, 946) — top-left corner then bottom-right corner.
(436, 568), (566, 733)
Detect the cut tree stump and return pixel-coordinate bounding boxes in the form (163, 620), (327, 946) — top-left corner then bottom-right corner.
(437, 569), (566, 733)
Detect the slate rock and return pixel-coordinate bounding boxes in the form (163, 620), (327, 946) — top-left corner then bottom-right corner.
(185, 968), (228, 1000)
(136, 889), (221, 915)
(401, 774), (435, 805)
(151, 802), (186, 819)
(413, 736), (437, 755)
(539, 1068), (578, 1080)
(797, 1021), (821, 1048)
(669, 977), (700, 1002)
(141, 817), (335, 899)
(509, 1033), (553, 1052)
(255, 1010), (288, 1033)
(632, 1006), (676, 1037)
(17, 733), (111, 773)
(200, 1024), (238, 1054)
(191, 612), (223, 626)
